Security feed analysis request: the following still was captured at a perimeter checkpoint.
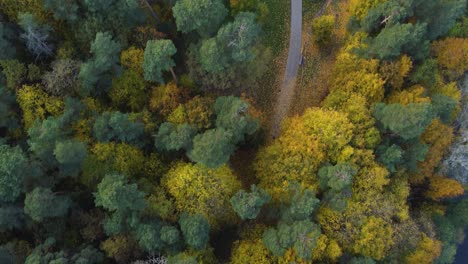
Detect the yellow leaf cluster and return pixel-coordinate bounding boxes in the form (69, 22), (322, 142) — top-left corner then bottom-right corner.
(16, 84), (64, 129)
(405, 234), (442, 264)
(387, 85), (431, 105)
(162, 163), (241, 228)
(120, 46), (145, 75)
(255, 108), (354, 201)
(432, 38), (468, 80)
(426, 175), (464, 201)
(348, 0), (387, 20)
(230, 239), (273, 264)
(352, 216), (394, 260)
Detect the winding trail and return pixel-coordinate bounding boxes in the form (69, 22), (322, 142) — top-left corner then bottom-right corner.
(270, 0), (332, 138)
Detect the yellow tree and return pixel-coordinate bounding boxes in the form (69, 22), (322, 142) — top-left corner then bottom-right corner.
(254, 108), (354, 201)
(16, 84), (64, 129)
(432, 38), (468, 80)
(426, 175), (464, 201)
(379, 55), (413, 90)
(386, 85), (431, 105)
(352, 216), (394, 260)
(162, 162), (241, 228)
(418, 119), (454, 177)
(406, 234), (442, 264)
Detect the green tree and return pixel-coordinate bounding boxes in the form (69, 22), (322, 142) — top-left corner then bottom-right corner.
(0, 145), (29, 203)
(79, 32), (121, 95)
(199, 12), (260, 73)
(70, 245), (104, 264)
(311, 15), (335, 46)
(143, 39), (177, 83)
(318, 163), (356, 192)
(134, 221), (164, 252)
(28, 117), (66, 167)
(54, 139), (87, 177)
(373, 102), (434, 140)
(24, 187), (71, 222)
(431, 94), (457, 124)
(0, 86), (18, 133)
(230, 185), (271, 220)
(160, 225), (180, 245)
(0, 206), (24, 231)
(362, 23), (429, 60)
(263, 220), (321, 260)
(43, 0), (78, 22)
(172, 0), (228, 36)
(213, 96), (259, 143)
(154, 122), (197, 152)
(93, 111), (144, 146)
(282, 186), (320, 221)
(0, 23), (15, 59)
(94, 173), (146, 212)
(187, 128), (235, 168)
(179, 213), (210, 250)
(376, 144), (404, 173)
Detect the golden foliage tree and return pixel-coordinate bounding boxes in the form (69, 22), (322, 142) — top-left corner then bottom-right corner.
(162, 163), (241, 228)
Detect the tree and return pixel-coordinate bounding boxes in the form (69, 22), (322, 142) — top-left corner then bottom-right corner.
(312, 15), (335, 46)
(162, 163), (241, 227)
(362, 23), (429, 61)
(199, 12), (260, 73)
(263, 220), (321, 260)
(0, 145), (29, 203)
(27, 117), (66, 167)
(54, 139), (87, 177)
(352, 216), (393, 260)
(160, 225), (180, 245)
(254, 108), (354, 201)
(373, 102), (434, 140)
(42, 59), (81, 96)
(94, 173), (146, 212)
(93, 111), (144, 146)
(432, 38), (468, 80)
(426, 176), (464, 200)
(187, 128), (235, 168)
(172, 0), (228, 36)
(79, 32), (121, 95)
(18, 13), (53, 59)
(282, 187), (321, 221)
(179, 213), (210, 250)
(213, 96), (259, 143)
(134, 221), (164, 252)
(318, 163), (356, 192)
(100, 235), (138, 264)
(154, 122), (197, 152)
(43, 0), (78, 22)
(0, 86), (18, 134)
(0, 206), (24, 231)
(0, 59), (27, 90)
(231, 238), (273, 264)
(17, 84), (64, 129)
(167, 96), (214, 130)
(109, 70), (147, 111)
(376, 144), (403, 173)
(24, 187), (71, 222)
(143, 39), (177, 83)
(0, 23), (16, 59)
(70, 245), (104, 264)
(230, 185), (271, 220)
(149, 82), (190, 117)
(405, 234), (442, 263)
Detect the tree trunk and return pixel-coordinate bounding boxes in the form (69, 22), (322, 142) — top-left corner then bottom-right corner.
(141, 0), (161, 25)
(170, 67), (178, 84)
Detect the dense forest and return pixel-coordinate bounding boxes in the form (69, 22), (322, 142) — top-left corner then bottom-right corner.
(0, 0), (467, 263)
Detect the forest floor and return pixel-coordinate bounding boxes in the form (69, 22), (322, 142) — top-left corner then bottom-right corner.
(270, 0), (334, 137)
(291, 0), (350, 115)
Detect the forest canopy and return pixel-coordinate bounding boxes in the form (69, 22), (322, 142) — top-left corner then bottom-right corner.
(0, 0), (467, 263)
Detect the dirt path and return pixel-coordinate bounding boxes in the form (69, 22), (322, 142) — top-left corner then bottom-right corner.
(271, 0), (302, 138)
(270, 0), (332, 138)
